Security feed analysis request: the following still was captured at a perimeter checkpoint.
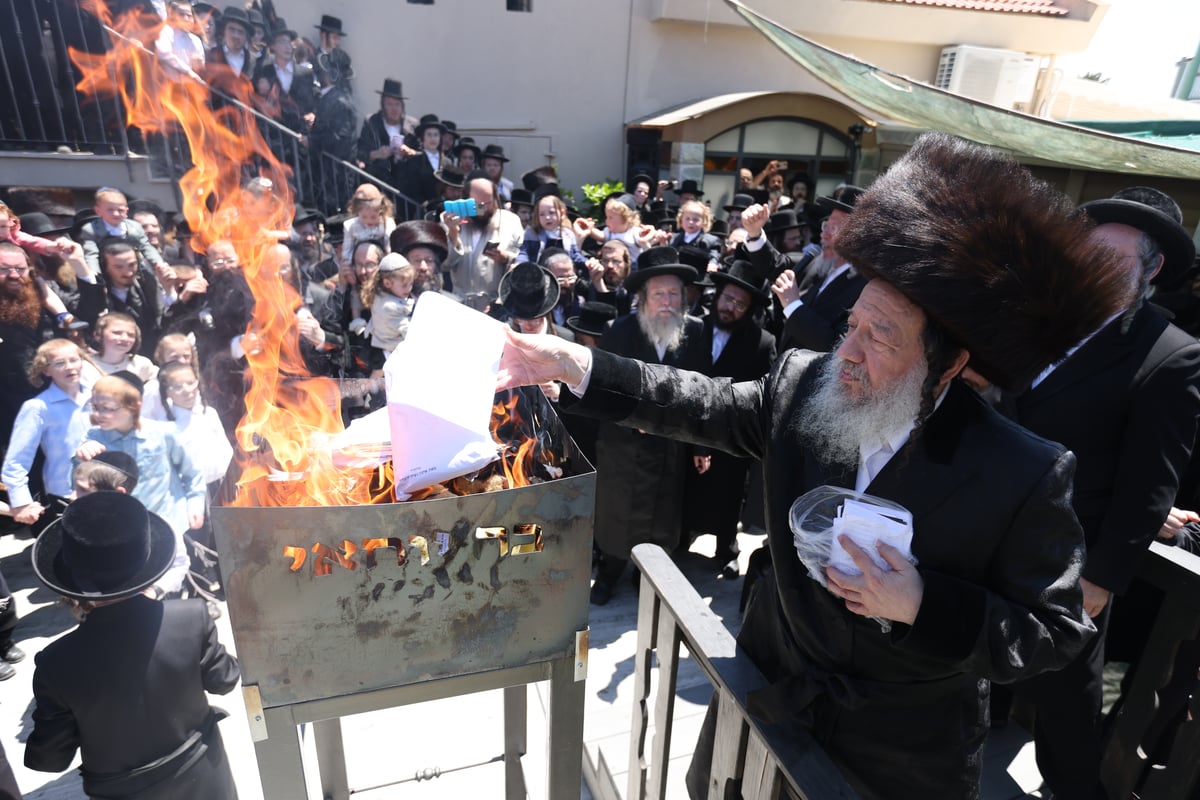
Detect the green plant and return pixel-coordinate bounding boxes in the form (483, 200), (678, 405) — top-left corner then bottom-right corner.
(580, 179), (625, 223)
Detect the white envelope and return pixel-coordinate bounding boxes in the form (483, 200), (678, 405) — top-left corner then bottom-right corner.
(385, 292), (505, 499)
(827, 497), (914, 575)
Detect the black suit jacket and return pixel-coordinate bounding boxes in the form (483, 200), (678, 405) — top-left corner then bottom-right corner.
(1015, 306), (1200, 594)
(574, 348), (1093, 798)
(779, 266), (867, 353)
(26, 597), (240, 797)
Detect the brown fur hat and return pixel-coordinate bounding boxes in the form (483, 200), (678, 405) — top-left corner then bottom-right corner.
(835, 132), (1133, 392)
(389, 220), (448, 262)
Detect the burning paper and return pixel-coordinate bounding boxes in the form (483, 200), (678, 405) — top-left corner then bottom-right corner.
(385, 292), (506, 499)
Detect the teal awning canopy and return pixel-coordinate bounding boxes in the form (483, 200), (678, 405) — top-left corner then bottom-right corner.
(726, 0), (1200, 179)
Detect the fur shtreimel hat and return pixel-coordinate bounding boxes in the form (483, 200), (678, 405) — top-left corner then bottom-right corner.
(835, 132), (1133, 393)
(389, 220), (449, 261)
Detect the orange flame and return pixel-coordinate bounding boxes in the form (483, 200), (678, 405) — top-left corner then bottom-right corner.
(72, 2), (374, 507)
(73, 8), (557, 508)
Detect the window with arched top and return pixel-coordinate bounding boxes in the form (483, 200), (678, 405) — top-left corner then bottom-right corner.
(703, 117), (852, 214)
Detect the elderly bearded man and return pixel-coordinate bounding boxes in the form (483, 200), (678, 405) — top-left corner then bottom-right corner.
(497, 134), (1133, 799)
(587, 246), (707, 605)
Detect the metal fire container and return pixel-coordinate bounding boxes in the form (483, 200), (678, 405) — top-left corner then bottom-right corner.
(212, 391), (594, 800)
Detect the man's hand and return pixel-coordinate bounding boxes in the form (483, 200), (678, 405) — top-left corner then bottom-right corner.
(1079, 577), (1111, 618)
(585, 257), (608, 292)
(369, 144), (391, 161)
(825, 537), (923, 625)
(75, 441), (106, 462)
(741, 203), (770, 240)
(1158, 506), (1200, 540)
(497, 327), (591, 392)
(188, 510), (204, 530)
(693, 455), (711, 475)
(11, 502), (45, 526)
(772, 269), (800, 307)
(178, 276), (208, 303)
(296, 308), (325, 346)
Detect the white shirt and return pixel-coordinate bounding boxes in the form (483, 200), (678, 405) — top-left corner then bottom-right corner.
(223, 46), (246, 75)
(712, 326), (732, 362)
(854, 385), (949, 492)
(274, 59), (294, 93)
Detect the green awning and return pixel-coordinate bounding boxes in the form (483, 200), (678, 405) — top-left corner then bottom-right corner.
(725, 0), (1200, 179)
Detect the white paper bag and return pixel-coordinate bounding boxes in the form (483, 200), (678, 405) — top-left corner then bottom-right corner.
(385, 291), (505, 498)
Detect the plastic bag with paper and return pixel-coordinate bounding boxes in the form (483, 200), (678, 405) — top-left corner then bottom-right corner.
(789, 485), (918, 632)
(385, 291), (505, 499)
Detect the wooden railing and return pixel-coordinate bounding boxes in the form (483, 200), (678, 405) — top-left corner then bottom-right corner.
(627, 543), (859, 800)
(1102, 541), (1200, 800)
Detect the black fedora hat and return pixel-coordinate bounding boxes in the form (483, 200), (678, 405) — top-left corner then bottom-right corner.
(567, 301), (617, 338)
(70, 208), (99, 240)
(624, 246), (698, 294)
(127, 198), (163, 219)
(1080, 187), (1197, 288)
(521, 165), (559, 192)
(18, 212), (69, 239)
(531, 183), (563, 207)
(247, 8), (265, 31)
(33, 492), (175, 601)
(323, 213), (348, 245)
(630, 173), (654, 191)
(220, 5), (250, 32)
(376, 78), (406, 100)
(510, 189), (534, 209)
(442, 120), (458, 138)
(712, 259), (770, 304)
(764, 208), (806, 235)
(390, 220), (448, 261)
(292, 205), (324, 227)
(481, 144), (509, 163)
(435, 167), (465, 189)
(499, 262), (560, 319)
(315, 14), (347, 35)
(454, 137), (482, 161)
(816, 185), (866, 214)
(269, 17), (297, 40)
(723, 193), (756, 213)
(709, 219), (730, 239)
(677, 244), (712, 273)
(672, 179), (704, 198)
(414, 114), (446, 138)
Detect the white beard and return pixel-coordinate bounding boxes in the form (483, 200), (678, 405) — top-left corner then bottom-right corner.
(637, 306), (684, 355)
(795, 354), (929, 468)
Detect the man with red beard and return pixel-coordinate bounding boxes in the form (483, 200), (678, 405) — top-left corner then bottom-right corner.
(684, 261), (776, 578)
(0, 242), (56, 455)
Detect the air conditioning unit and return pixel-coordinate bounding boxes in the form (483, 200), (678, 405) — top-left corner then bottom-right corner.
(935, 45), (1041, 109)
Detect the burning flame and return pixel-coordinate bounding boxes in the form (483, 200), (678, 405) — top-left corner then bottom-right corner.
(71, 4), (558, 507)
(72, 1), (377, 507)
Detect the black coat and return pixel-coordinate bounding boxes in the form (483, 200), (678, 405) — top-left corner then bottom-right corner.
(308, 85), (358, 163)
(684, 315), (777, 545)
(574, 348), (1093, 799)
(1014, 306), (1200, 595)
(76, 269), (165, 357)
(357, 111), (405, 184)
(26, 596), (241, 799)
(779, 267), (868, 353)
(590, 313), (707, 558)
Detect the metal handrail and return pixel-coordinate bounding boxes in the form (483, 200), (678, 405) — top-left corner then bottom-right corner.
(0, 4), (421, 219)
(626, 543), (858, 800)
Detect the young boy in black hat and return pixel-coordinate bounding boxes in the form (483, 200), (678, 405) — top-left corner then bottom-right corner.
(25, 492), (240, 799)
